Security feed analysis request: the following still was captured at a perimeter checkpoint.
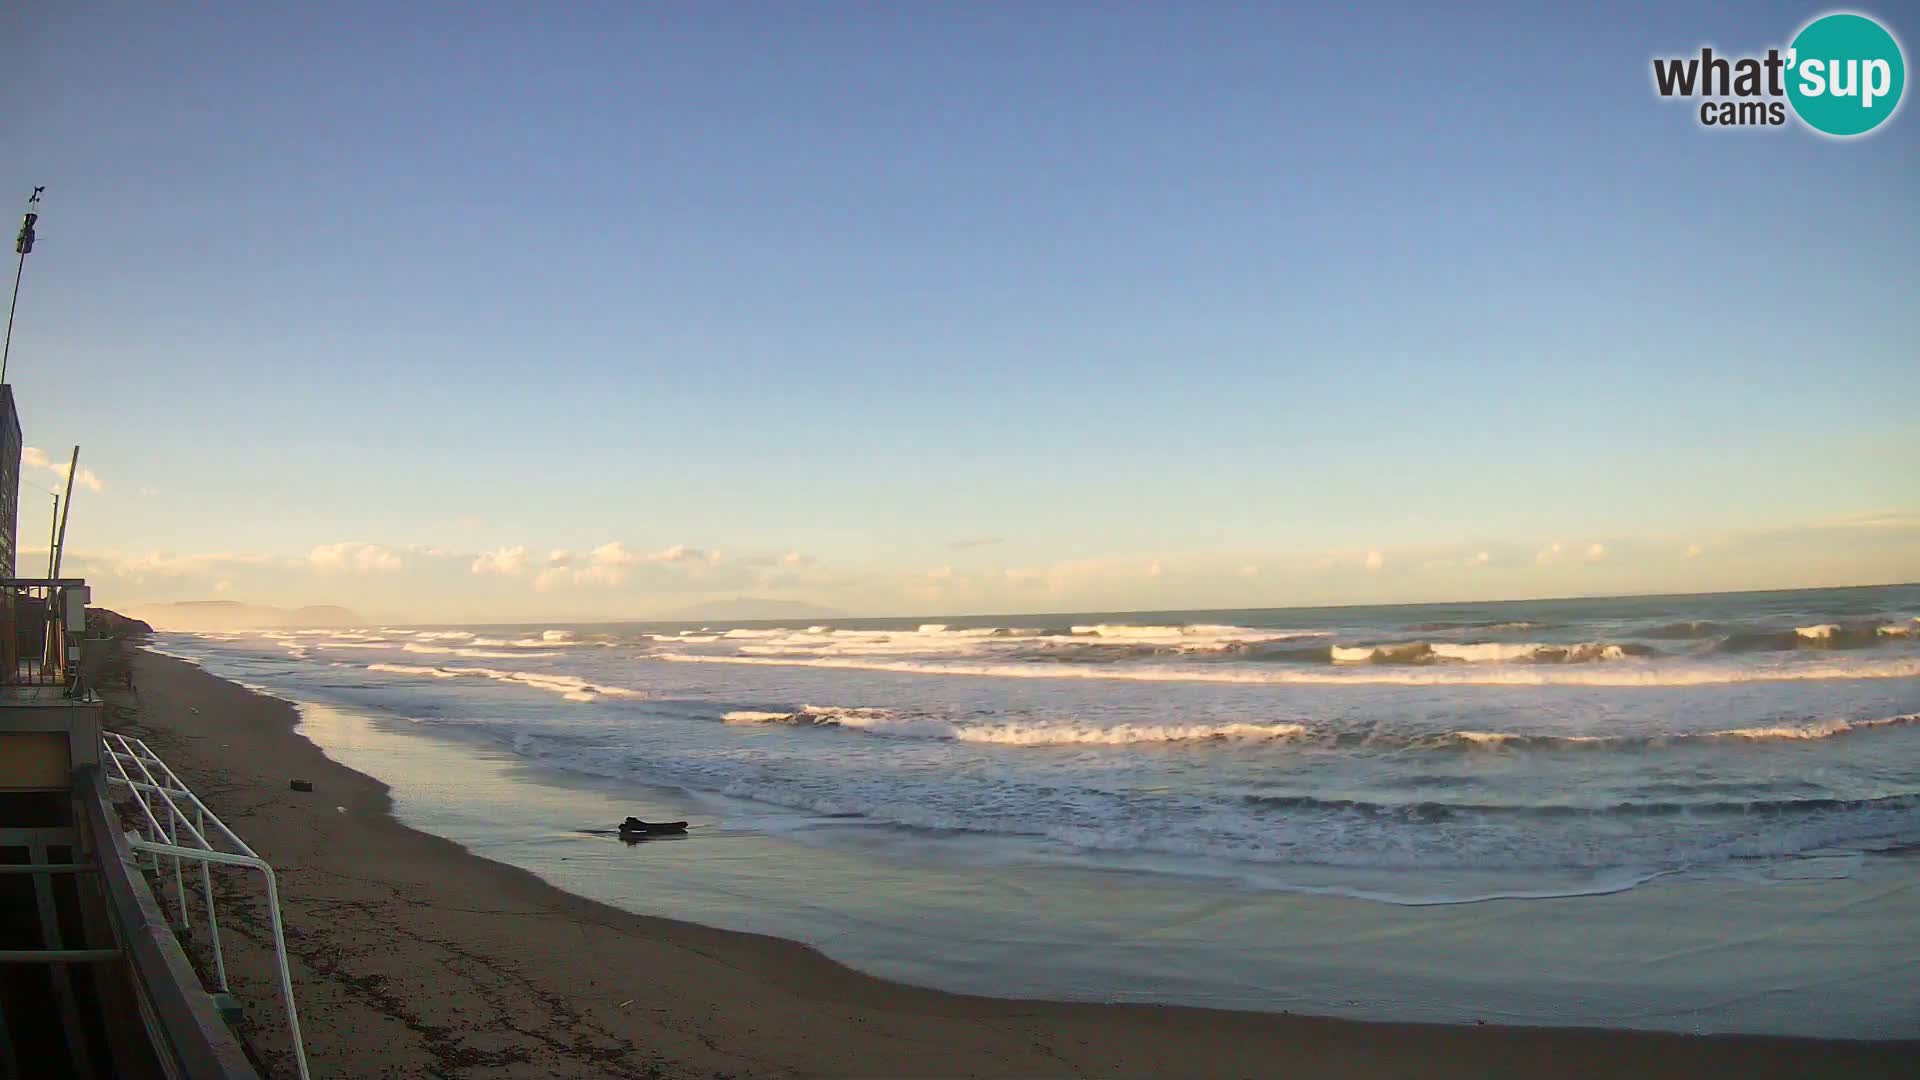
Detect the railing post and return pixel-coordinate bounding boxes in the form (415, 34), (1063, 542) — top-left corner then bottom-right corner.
(166, 800), (188, 929)
(196, 803), (228, 991)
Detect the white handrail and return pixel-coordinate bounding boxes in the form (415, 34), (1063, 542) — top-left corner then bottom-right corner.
(102, 732), (310, 1080)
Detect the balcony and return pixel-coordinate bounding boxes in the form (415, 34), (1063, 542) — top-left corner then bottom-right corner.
(1, 578), (92, 698)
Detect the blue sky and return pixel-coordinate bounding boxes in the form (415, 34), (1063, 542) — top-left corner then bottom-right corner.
(4, 1), (1916, 619)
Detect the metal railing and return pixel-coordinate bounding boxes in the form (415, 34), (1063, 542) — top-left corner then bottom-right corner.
(102, 731), (311, 1080)
(1, 576), (89, 688)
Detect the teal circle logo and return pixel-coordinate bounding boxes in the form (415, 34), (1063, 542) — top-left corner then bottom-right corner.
(1786, 13), (1906, 136)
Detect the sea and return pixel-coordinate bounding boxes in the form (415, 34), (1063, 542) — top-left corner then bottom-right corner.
(152, 584), (1920, 1036)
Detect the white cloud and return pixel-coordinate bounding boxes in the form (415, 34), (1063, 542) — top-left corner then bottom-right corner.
(1535, 542), (1566, 565)
(1363, 550), (1385, 572)
(110, 551), (282, 578)
(1469, 551), (1490, 567)
(22, 446), (104, 493)
(653, 544), (719, 566)
(307, 542), (402, 575)
(1815, 511), (1920, 530)
(781, 550), (814, 567)
(471, 545), (528, 576)
(1145, 561), (1164, 578)
(1684, 543), (1703, 559)
(1238, 564), (1260, 577)
(949, 536), (1005, 550)
(587, 541), (633, 565)
(1584, 543), (1609, 563)
(573, 563), (630, 588)
(527, 541), (728, 590)
(213, 579), (232, 594)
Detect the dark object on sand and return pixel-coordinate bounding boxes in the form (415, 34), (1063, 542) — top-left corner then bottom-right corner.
(618, 816), (686, 836)
(290, 779), (313, 792)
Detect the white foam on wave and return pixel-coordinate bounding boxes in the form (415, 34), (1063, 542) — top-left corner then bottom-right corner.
(722, 710), (799, 724)
(1070, 624), (1330, 648)
(400, 642), (562, 660)
(658, 651), (1920, 687)
(955, 721), (1310, 746)
(1333, 641), (1637, 664)
(1709, 714), (1920, 741)
(720, 707), (1312, 746)
(1450, 731), (1611, 748)
(675, 622), (1332, 662)
(1451, 713), (1920, 748)
(366, 662), (644, 702)
(1796, 624), (1841, 640)
(1433, 642), (1544, 662)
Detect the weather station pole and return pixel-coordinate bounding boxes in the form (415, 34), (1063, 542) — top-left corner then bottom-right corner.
(3, 186), (46, 385)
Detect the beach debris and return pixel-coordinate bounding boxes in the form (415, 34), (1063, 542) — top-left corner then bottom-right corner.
(336, 806), (346, 814)
(618, 816), (688, 836)
(290, 778), (313, 792)
(616, 999), (633, 1009)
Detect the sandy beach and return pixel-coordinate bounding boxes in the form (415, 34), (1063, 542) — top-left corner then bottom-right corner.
(93, 644), (1914, 1078)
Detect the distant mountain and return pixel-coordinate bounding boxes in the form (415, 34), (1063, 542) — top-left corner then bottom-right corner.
(288, 605), (361, 626)
(655, 597), (845, 623)
(126, 600), (367, 631)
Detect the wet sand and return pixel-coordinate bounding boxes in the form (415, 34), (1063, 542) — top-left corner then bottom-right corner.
(110, 647), (1918, 1077)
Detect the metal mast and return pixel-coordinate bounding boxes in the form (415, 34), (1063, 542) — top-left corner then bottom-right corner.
(2, 186), (45, 385)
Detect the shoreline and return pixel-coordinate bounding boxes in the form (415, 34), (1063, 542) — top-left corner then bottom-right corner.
(112, 646), (1918, 1077)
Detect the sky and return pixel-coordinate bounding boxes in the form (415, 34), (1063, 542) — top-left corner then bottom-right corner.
(3, 1), (1916, 621)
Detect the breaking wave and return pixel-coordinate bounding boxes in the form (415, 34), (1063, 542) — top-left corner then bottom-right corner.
(720, 706), (1310, 745)
(658, 651), (1920, 687)
(400, 642), (561, 659)
(714, 709), (1919, 750)
(1328, 640), (1653, 664)
(1421, 713), (1919, 750)
(1239, 791), (1920, 821)
(365, 662), (645, 702)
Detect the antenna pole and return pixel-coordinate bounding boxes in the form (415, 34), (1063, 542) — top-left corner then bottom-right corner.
(45, 493), (58, 579)
(51, 447), (77, 579)
(3, 187), (44, 385)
